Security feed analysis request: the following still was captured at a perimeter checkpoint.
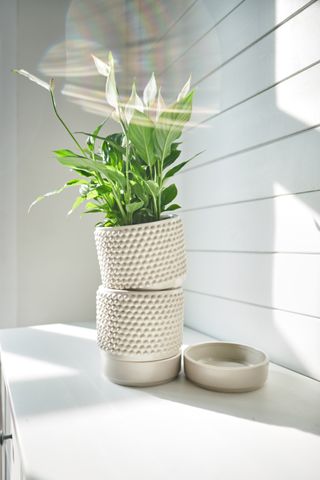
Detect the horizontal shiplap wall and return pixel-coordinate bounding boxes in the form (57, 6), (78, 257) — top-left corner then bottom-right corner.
(163, 0), (320, 379)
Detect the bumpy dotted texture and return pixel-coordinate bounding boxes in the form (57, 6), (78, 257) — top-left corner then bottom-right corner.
(94, 216), (187, 290)
(96, 287), (184, 361)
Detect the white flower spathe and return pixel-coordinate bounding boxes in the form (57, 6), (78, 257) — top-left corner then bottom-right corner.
(143, 72), (157, 107)
(177, 75), (191, 101)
(13, 69), (51, 91)
(125, 82), (144, 124)
(156, 87), (166, 120)
(105, 52), (119, 111)
(92, 55), (111, 77)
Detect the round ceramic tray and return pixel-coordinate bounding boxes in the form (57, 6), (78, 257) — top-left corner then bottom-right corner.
(184, 342), (269, 393)
(101, 351), (181, 387)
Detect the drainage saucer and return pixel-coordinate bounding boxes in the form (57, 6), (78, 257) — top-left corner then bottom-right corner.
(184, 342), (269, 393)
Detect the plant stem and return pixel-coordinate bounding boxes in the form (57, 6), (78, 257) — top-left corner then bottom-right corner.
(50, 89), (86, 158)
(112, 187), (127, 224)
(49, 88), (127, 224)
(157, 158), (164, 221)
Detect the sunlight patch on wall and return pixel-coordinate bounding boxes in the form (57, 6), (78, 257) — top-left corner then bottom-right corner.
(275, 0), (320, 126)
(272, 182), (320, 376)
(272, 182), (320, 252)
(272, 309), (320, 379)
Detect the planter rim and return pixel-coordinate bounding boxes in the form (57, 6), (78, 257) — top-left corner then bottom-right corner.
(184, 342), (269, 371)
(102, 351), (181, 364)
(95, 213), (179, 232)
(98, 285), (183, 295)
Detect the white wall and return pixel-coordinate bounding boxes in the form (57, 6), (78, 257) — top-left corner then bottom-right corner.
(0, 0), (191, 329)
(0, 0), (199, 328)
(125, 0), (320, 380)
(0, 0), (17, 326)
(1, 0), (110, 328)
(170, 0), (320, 380)
(2, 0), (319, 381)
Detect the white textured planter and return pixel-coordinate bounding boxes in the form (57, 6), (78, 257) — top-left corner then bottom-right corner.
(94, 215), (186, 290)
(96, 286), (184, 362)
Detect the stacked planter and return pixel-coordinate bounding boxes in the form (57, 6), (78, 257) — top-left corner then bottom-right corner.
(95, 215), (187, 386)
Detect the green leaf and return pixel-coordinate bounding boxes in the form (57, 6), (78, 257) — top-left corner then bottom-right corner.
(54, 149), (80, 158)
(73, 168), (92, 178)
(56, 155), (126, 189)
(76, 132), (126, 154)
(86, 136), (94, 152)
(92, 118), (107, 138)
(102, 133), (124, 167)
(82, 201), (104, 214)
(104, 194), (115, 209)
(82, 208), (102, 215)
(127, 110), (155, 167)
(171, 142), (181, 151)
(155, 90), (194, 164)
(56, 155), (96, 172)
(164, 161), (188, 181)
(130, 161), (147, 179)
(161, 184), (177, 207)
(28, 179), (87, 213)
(66, 179), (88, 186)
(104, 165), (126, 189)
(165, 203), (181, 211)
(163, 148), (181, 169)
(145, 180), (159, 198)
(132, 182), (148, 203)
(96, 184), (112, 195)
(164, 149), (204, 179)
(86, 189), (99, 199)
(126, 201), (144, 214)
(67, 196), (86, 215)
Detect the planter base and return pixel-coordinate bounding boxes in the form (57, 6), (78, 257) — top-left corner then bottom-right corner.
(101, 352), (181, 387)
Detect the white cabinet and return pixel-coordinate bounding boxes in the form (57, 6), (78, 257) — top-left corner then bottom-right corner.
(0, 365), (22, 480)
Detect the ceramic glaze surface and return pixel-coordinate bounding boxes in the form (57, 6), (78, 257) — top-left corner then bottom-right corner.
(101, 352), (181, 387)
(94, 216), (186, 290)
(184, 342), (269, 392)
(96, 287), (184, 361)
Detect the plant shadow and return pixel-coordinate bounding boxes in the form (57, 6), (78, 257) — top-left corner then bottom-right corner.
(143, 362), (320, 436)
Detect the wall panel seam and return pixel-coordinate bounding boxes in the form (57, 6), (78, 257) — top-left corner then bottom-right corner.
(180, 187), (320, 212)
(186, 250), (320, 255)
(157, 0), (199, 43)
(181, 123), (320, 173)
(184, 289), (320, 320)
(161, 0), (247, 75)
(192, 0), (318, 89)
(195, 59), (320, 127)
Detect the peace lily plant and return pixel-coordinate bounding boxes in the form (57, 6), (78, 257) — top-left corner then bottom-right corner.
(14, 52), (199, 227)
(15, 52), (199, 386)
